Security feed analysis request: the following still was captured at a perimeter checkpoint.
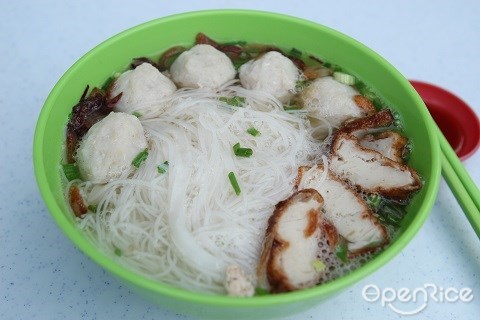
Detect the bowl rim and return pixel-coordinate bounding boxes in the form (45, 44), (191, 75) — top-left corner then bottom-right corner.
(33, 9), (441, 307)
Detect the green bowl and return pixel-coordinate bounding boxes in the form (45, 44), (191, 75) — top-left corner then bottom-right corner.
(33, 10), (441, 320)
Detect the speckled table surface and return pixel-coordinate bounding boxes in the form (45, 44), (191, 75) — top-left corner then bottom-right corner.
(1, 1), (479, 319)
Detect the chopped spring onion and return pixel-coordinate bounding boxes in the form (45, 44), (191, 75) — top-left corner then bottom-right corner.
(157, 161), (169, 174)
(402, 143), (412, 162)
(87, 205), (97, 213)
(360, 89), (377, 101)
(333, 71), (356, 85)
(312, 259), (326, 272)
(233, 142), (240, 152)
(62, 163), (81, 181)
(228, 172), (241, 196)
(101, 76), (115, 90)
(132, 149), (148, 168)
(283, 105), (301, 111)
(373, 98), (383, 109)
(235, 149), (253, 158)
(289, 47), (302, 58)
(223, 40), (247, 46)
(356, 86), (383, 110)
(254, 287), (269, 296)
(114, 247), (122, 256)
(367, 194), (382, 209)
(219, 96), (245, 107)
(333, 65), (343, 72)
(283, 105), (306, 114)
(336, 242), (349, 263)
(233, 59), (249, 70)
(132, 111), (142, 118)
(295, 80), (310, 91)
(247, 127), (261, 137)
(354, 80), (366, 92)
(232, 143), (253, 158)
(377, 203), (405, 227)
(365, 241), (381, 249)
(219, 97), (229, 104)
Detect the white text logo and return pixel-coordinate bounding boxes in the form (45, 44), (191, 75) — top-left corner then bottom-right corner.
(362, 284), (473, 315)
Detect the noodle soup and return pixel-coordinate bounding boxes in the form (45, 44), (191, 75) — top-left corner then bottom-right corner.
(61, 33), (422, 295)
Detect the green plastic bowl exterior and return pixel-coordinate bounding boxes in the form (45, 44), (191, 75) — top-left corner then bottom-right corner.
(33, 10), (441, 320)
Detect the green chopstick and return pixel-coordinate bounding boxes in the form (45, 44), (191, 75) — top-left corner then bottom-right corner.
(436, 125), (480, 238)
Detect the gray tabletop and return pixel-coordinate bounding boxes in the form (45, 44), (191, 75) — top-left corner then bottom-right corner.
(1, 0), (479, 319)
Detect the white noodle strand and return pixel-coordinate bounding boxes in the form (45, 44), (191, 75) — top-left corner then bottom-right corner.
(74, 85), (326, 293)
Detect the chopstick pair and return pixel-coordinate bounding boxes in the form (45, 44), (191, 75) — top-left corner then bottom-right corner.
(436, 125), (480, 238)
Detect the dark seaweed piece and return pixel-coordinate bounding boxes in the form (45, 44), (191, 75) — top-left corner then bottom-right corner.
(308, 55), (324, 64)
(131, 57), (161, 70)
(197, 33), (245, 58)
(158, 46), (186, 70)
(195, 33), (305, 71)
(239, 41), (305, 70)
(79, 85), (89, 101)
(195, 32), (220, 48)
(287, 55), (306, 71)
(195, 33), (250, 66)
(65, 86), (121, 163)
(221, 45), (244, 60)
